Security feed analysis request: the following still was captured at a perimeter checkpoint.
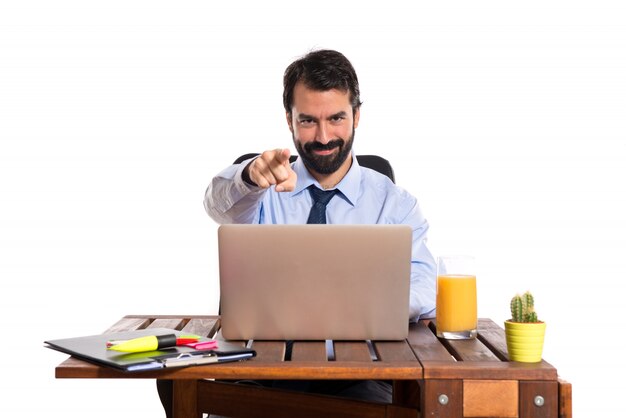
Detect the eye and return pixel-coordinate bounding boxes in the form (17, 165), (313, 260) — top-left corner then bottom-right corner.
(330, 115), (346, 124)
(299, 119), (314, 126)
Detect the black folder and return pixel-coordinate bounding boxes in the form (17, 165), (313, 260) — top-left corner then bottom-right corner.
(45, 328), (255, 372)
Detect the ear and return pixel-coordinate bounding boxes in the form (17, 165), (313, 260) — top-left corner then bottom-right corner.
(353, 108), (361, 129)
(286, 112), (293, 132)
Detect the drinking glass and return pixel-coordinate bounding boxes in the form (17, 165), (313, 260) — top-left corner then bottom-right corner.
(436, 255), (477, 339)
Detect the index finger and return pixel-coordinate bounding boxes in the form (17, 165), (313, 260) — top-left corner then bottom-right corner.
(267, 149), (292, 182)
(273, 148), (291, 165)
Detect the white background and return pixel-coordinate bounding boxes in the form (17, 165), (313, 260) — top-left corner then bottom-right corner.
(1, 1), (624, 416)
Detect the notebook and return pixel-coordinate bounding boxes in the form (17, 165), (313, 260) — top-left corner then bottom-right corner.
(45, 328), (256, 372)
(218, 224), (412, 340)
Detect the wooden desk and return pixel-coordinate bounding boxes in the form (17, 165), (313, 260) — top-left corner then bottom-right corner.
(55, 315), (572, 418)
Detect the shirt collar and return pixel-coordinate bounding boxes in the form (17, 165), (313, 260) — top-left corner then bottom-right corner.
(292, 153), (361, 206)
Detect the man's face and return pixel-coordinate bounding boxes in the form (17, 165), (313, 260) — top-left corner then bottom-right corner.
(287, 82), (360, 175)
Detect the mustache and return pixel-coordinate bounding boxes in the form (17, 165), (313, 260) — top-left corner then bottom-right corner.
(304, 139), (344, 152)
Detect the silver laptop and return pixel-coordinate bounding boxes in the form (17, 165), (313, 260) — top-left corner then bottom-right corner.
(218, 224), (412, 341)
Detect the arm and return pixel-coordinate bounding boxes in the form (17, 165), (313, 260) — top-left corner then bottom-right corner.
(403, 201), (437, 321)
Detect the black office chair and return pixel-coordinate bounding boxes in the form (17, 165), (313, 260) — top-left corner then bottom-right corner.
(233, 153), (395, 184)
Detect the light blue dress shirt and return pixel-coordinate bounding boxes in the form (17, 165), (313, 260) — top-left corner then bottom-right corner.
(204, 154), (436, 320)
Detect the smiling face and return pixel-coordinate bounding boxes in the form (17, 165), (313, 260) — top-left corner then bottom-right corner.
(287, 82), (360, 182)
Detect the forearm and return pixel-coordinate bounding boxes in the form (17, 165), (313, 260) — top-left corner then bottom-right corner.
(409, 262), (436, 321)
(405, 207), (436, 320)
(204, 160), (266, 224)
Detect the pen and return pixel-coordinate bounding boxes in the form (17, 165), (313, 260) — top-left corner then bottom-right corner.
(106, 334), (200, 353)
(162, 352), (218, 367)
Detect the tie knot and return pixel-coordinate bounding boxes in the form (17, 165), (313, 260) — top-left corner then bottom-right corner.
(308, 186), (338, 207)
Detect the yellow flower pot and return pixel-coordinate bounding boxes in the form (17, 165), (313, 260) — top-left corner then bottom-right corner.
(504, 320), (546, 363)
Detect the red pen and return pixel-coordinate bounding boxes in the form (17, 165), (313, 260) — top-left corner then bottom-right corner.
(175, 338), (202, 346)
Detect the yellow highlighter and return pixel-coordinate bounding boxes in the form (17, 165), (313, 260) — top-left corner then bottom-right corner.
(107, 334), (198, 353)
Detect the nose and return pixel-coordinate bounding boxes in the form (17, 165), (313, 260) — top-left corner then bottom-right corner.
(316, 122), (331, 144)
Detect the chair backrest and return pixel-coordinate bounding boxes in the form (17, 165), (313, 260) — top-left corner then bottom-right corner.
(233, 153), (395, 183)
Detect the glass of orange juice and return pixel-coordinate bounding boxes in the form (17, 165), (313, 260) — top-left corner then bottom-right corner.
(436, 255), (477, 339)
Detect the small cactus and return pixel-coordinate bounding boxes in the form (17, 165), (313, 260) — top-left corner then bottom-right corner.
(510, 291), (540, 323)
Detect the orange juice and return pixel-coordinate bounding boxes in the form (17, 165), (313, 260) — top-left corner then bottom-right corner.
(436, 274), (477, 335)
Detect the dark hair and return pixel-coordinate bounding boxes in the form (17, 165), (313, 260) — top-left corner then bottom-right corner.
(283, 49), (362, 115)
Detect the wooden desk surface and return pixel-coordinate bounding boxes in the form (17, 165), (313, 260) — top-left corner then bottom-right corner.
(56, 315), (556, 381)
(55, 315), (572, 418)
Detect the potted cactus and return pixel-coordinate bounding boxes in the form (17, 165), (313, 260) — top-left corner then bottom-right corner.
(504, 291), (546, 363)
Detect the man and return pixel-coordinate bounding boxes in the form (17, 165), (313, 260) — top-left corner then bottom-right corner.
(158, 49), (435, 416)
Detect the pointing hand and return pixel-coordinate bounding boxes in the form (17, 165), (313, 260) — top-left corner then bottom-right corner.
(245, 148), (297, 192)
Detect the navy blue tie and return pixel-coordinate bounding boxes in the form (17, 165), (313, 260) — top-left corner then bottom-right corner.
(307, 186), (338, 224)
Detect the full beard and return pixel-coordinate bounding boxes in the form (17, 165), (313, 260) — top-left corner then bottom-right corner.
(294, 129), (355, 175)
